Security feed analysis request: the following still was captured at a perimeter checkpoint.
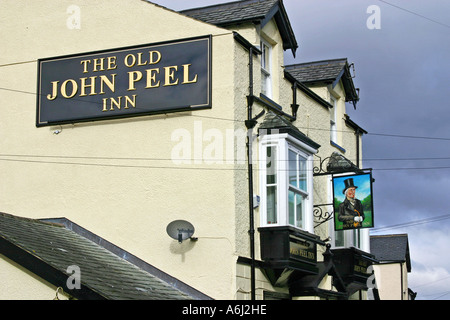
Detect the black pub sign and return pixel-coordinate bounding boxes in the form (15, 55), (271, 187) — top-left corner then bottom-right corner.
(36, 36), (211, 127)
(289, 236), (317, 264)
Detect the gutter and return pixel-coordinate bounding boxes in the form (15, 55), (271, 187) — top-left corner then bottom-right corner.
(284, 71), (334, 110)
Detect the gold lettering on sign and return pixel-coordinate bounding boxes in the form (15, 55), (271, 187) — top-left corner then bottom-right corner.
(44, 46), (202, 114)
(60, 79), (77, 98)
(290, 248), (315, 260)
(107, 56), (117, 70)
(145, 68), (160, 88)
(92, 58), (105, 72)
(182, 64), (198, 84)
(47, 81), (59, 100)
(163, 65), (179, 86)
(354, 259), (369, 273)
(79, 76), (96, 97)
(102, 95), (137, 112)
(149, 51), (161, 64)
(128, 71), (143, 91)
(99, 74), (116, 94)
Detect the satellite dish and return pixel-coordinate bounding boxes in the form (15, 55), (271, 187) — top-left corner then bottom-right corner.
(166, 220), (195, 243)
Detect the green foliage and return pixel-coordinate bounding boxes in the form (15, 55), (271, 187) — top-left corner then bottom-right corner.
(361, 194), (372, 212)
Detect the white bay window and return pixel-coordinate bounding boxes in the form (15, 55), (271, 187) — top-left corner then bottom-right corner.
(260, 133), (317, 233)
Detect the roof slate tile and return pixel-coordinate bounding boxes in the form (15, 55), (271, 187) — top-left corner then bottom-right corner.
(0, 212), (202, 300)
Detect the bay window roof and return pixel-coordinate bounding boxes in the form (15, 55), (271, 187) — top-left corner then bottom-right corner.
(258, 111), (320, 150)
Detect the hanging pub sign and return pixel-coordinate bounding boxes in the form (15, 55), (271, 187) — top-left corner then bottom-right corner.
(332, 173), (374, 231)
(36, 35), (211, 127)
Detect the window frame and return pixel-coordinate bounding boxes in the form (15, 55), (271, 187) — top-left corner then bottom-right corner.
(330, 96), (337, 143)
(259, 133), (316, 233)
(260, 39), (272, 98)
(288, 144), (309, 228)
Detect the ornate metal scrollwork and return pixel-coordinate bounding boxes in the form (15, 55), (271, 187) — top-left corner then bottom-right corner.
(314, 152), (365, 177)
(313, 154), (331, 176)
(313, 204), (334, 228)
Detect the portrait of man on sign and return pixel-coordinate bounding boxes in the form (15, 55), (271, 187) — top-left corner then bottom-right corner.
(333, 173), (374, 231)
(338, 178), (365, 229)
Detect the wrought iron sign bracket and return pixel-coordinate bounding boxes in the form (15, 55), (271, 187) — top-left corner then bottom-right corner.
(313, 152), (371, 177)
(313, 203), (334, 229)
(313, 154), (332, 176)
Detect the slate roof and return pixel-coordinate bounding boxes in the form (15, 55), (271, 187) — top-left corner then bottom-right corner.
(285, 58), (360, 107)
(285, 59), (348, 84)
(0, 212), (210, 300)
(180, 0), (298, 56)
(180, 0), (278, 26)
(258, 111), (321, 150)
(370, 234), (411, 272)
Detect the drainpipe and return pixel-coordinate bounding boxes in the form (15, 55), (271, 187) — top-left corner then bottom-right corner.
(244, 51), (265, 300)
(400, 263), (404, 300)
(245, 47), (257, 301)
(291, 81), (299, 119)
(355, 128), (361, 249)
(355, 128), (361, 168)
(234, 32), (263, 301)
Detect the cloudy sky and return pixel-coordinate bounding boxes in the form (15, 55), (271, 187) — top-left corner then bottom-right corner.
(152, 0), (450, 300)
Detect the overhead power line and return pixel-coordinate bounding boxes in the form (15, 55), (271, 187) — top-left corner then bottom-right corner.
(371, 214), (450, 232)
(378, 0), (450, 29)
(367, 132), (450, 141)
(0, 60), (37, 68)
(413, 275), (450, 289)
(2, 83), (450, 141)
(2, 85), (450, 142)
(1, 154), (450, 172)
(2, 153), (450, 163)
(0, 157), (242, 171)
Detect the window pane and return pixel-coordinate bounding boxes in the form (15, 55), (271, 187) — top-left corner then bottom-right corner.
(288, 190), (295, 225)
(330, 105), (336, 122)
(335, 230), (345, 247)
(330, 98), (337, 142)
(330, 121), (337, 142)
(298, 156), (307, 191)
(289, 190), (305, 229)
(267, 186), (277, 224)
(266, 146), (276, 184)
(261, 72), (269, 96)
(261, 42), (269, 71)
(288, 150), (297, 188)
(353, 229), (360, 248)
(296, 194), (304, 229)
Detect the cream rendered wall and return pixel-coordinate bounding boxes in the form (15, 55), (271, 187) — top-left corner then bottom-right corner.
(373, 263), (409, 300)
(0, 0), (245, 300)
(0, 254), (69, 300)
